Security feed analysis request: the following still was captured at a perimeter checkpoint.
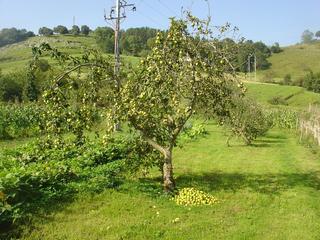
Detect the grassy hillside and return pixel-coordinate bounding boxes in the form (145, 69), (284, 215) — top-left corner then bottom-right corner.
(0, 35), (140, 73)
(13, 123), (320, 240)
(1, 35), (320, 110)
(2, 35), (320, 82)
(245, 82), (320, 108)
(258, 41), (320, 81)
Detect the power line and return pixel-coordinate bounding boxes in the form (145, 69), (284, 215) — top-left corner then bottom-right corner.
(139, 10), (164, 27)
(157, 0), (179, 17)
(141, 0), (171, 19)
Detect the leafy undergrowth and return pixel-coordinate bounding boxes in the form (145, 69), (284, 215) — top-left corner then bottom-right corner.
(0, 136), (156, 237)
(5, 123), (320, 240)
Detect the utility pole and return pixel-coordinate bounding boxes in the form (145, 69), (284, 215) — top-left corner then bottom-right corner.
(105, 0), (136, 130)
(247, 53), (257, 82)
(247, 55), (251, 81)
(254, 54), (257, 82)
(105, 0), (136, 77)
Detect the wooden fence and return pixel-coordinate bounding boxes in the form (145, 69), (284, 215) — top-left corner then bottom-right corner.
(299, 104), (320, 145)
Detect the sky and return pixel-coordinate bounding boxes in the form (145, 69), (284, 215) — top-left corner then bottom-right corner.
(0, 0), (319, 46)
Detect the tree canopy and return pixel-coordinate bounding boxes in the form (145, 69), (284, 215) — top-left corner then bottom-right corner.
(301, 30), (314, 44)
(0, 28), (35, 47)
(53, 25), (69, 35)
(38, 27), (53, 36)
(80, 25), (91, 36)
(70, 25), (80, 35)
(94, 27), (160, 56)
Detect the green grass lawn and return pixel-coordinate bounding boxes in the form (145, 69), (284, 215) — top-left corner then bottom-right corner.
(12, 123), (320, 240)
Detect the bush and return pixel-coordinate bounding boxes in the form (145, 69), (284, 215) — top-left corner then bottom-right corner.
(224, 97), (272, 145)
(0, 72), (25, 102)
(282, 74), (292, 85)
(302, 71), (320, 93)
(0, 66), (48, 103)
(270, 43), (282, 54)
(268, 96), (288, 106)
(0, 136), (156, 226)
(0, 104), (44, 139)
(262, 71), (277, 84)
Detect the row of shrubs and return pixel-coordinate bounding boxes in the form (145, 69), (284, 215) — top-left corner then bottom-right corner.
(263, 71), (320, 94)
(222, 97), (298, 145)
(0, 136), (157, 228)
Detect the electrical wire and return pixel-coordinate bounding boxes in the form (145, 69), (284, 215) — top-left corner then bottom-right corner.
(157, 0), (179, 17)
(140, 0), (171, 19)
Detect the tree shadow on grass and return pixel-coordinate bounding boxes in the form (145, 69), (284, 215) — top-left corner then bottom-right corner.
(227, 132), (288, 148)
(136, 171), (320, 196)
(0, 182), (123, 240)
(176, 171), (320, 195)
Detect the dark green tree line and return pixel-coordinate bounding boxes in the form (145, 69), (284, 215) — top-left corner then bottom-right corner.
(0, 28), (35, 47)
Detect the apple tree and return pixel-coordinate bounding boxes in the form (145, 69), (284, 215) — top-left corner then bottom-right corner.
(113, 15), (243, 191)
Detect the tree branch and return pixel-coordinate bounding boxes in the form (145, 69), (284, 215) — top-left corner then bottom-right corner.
(144, 135), (168, 157)
(56, 63), (106, 83)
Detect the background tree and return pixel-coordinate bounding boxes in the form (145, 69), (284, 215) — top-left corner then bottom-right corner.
(315, 31), (320, 39)
(94, 27), (115, 53)
(120, 27), (159, 56)
(301, 30), (314, 44)
(80, 25), (91, 36)
(53, 25), (69, 35)
(0, 71), (24, 102)
(38, 27), (53, 36)
(302, 71), (320, 93)
(70, 25), (80, 35)
(283, 74), (292, 85)
(0, 28), (35, 47)
(270, 42), (282, 53)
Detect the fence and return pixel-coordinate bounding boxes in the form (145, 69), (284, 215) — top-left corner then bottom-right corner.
(299, 104), (320, 145)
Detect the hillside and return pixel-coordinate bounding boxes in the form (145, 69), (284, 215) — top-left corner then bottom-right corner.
(245, 82), (320, 108)
(0, 35), (140, 73)
(1, 36), (320, 109)
(258, 41), (320, 81)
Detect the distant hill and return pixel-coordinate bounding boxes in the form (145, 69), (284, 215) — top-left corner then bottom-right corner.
(258, 41), (320, 81)
(0, 34), (140, 73)
(1, 35), (320, 109)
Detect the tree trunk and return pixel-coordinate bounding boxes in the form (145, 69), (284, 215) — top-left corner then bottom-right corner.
(163, 149), (175, 192)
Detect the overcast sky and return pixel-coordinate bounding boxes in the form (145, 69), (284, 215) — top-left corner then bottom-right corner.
(0, 0), (319, 46)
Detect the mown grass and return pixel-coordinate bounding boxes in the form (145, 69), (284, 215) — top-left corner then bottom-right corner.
(11, 123), (320, 240)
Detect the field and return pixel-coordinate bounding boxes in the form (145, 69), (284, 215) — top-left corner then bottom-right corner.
(1, 35), (320, 82)
(2, 33), (320, 240)
(6, 123), (319, 240)
(0, 35), (140, 73)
